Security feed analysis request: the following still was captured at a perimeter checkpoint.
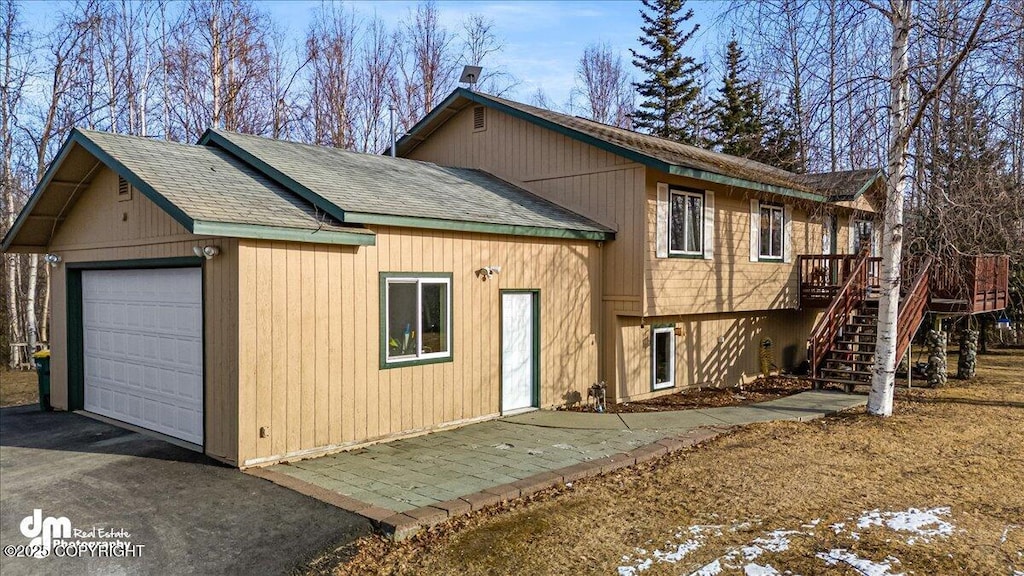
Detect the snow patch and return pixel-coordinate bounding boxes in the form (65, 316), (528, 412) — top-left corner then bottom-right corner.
(817, 549), (903, 576)
(743, 563), (781, 576)
(690, 559), (722, 576)
(856, 507), (954, 544)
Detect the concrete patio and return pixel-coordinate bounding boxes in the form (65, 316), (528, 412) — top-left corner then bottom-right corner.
(248, 391), (867, 539)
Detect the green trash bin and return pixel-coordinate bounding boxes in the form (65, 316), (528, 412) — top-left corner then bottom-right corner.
(33, 350), (52, 412)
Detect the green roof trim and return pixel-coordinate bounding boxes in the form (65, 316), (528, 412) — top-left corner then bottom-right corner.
(191, 220), (375, 246)
(198, 129), (348, 223)
(848, 169), (884, 201)
(2, 129), (196, 252)
(400, 89), (829, 203)
(344, 211), (614, 241)
(2, 131), (81, 251)
(73, 130), (195, 230)
(666, 164), (825, 202)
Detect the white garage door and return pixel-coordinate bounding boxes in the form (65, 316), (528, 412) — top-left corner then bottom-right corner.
(82, 268), (203, 445)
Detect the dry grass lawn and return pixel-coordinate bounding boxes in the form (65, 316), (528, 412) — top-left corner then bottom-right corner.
(321, 349), (1024, 576)
(1, 369), (39, 407)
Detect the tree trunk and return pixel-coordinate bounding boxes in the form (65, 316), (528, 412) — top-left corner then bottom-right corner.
(868, 0), (911, 417)
(24, 254), (38, 352)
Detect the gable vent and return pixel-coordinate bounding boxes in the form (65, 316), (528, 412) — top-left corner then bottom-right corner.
(473, 106), (486, 131)
(117, 176), (131, 197)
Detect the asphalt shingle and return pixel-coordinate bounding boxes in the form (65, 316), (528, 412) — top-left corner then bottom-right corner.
(78, 129), (362, 235)
(207, 130), (614, 235)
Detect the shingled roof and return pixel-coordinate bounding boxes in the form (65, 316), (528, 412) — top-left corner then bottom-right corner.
(791, 168), (882, 200)
(201, 129), (614, 240)
(3, 129), (373, 251)
(395, 88), (882, 203)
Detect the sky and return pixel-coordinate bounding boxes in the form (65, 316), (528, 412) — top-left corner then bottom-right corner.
(19, 0), (732, 108)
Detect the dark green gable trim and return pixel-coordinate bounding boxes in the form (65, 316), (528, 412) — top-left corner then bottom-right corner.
(2, 132), (81, 251)
(3, 130), (193, 252)
(191, 221), (375, 246)
(398, 89), (828, 204)
(347, 212), (613, 242)
(848, 169), (884, 201)
(378, 272), (455, 370)
(73, 130), (195, 230)
(199, 130), (349, 224)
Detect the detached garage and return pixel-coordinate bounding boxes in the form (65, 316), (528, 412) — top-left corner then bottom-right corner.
(3, 128), (611, 467)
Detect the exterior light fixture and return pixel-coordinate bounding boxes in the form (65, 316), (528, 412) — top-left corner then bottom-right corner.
(476, 265), (502, 281)
(193, 245), (220, 260)
(44, 253), (62, 266)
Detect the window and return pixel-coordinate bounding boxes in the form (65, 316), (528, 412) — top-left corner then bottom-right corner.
(759, 204), (784, 260)
(669, 189), (703, 255)
(853, 219), (874, 254)
(382, 274), (451, 366)
(651, 325), (675, 390)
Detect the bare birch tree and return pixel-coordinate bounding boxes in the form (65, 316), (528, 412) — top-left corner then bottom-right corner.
(572, 41), (634, 127)
(867, 0), (993, 416)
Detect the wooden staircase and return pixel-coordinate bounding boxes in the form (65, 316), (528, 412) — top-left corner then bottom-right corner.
(807, 252), (933, 392)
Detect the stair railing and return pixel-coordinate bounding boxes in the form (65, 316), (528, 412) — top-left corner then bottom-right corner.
(807, 249), (872, 379)
(894, 255), (933, 364)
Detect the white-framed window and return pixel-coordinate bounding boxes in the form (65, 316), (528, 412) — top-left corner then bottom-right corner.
(656, 183), (715, 260)
(382, 274), (451, 365)
(651, 325), (675, 390)
(853, 219), (874, 254)
(759, 203), (785, 260)
(669, 189), (704, 255)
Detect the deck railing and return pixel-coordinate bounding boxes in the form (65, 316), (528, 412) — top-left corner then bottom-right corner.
(807, 250), (872, 378)
(895, 256), (933, 363)
(929, 254), (1010, 314)
(798, 253), (881, 307)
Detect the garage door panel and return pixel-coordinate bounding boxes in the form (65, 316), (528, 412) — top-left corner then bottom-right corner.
(82, 268), (203, 446)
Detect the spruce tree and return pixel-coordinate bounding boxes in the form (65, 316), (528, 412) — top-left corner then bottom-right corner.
(710, 40), (763, 158)
(630, 0), (705, 143)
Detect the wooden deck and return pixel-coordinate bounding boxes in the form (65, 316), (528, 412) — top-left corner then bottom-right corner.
(799, 253), (1009, 315)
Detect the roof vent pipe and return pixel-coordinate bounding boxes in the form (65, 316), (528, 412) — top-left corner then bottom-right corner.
(389, 105), (396, 157)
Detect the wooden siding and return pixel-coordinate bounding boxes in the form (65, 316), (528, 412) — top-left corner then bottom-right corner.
(235, 229), (600, 466)
(644, 171), (860, 316)
(612, 309), (820, 402)
(46, 166), (240, 465)
(403, 104), (646, 304)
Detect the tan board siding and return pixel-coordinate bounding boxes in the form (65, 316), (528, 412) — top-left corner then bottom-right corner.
(403, 104), (646, 301)
(236, 228), (600, 466)
(613, 309), (820, 402)
(644, 171), (861, 316)
(45, 166), (240, 465)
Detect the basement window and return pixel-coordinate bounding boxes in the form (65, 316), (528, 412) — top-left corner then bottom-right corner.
(651, 325), (675, 391)
(381, 273), (452, 367)
(117, 176), (132, 201)
(473, 106), (486, 132)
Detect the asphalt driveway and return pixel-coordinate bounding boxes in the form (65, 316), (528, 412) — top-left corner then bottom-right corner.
(0, 405), (370, 576)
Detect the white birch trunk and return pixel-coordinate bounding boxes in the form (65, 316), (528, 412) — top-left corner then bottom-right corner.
(40, 267), (50, 344)
(868, 0), (912, 417)
(24, 254), (38, 352)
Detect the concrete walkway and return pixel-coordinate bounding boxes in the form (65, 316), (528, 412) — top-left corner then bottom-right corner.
(249, 391), (866, 539)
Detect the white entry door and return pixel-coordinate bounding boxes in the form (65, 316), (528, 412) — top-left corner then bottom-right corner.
(501, 292), (537, 414)
(82, 268), (204, 445)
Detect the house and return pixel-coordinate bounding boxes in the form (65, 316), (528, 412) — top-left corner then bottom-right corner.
(392, 89), (886, 401)
(3, 90), (888, 468)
